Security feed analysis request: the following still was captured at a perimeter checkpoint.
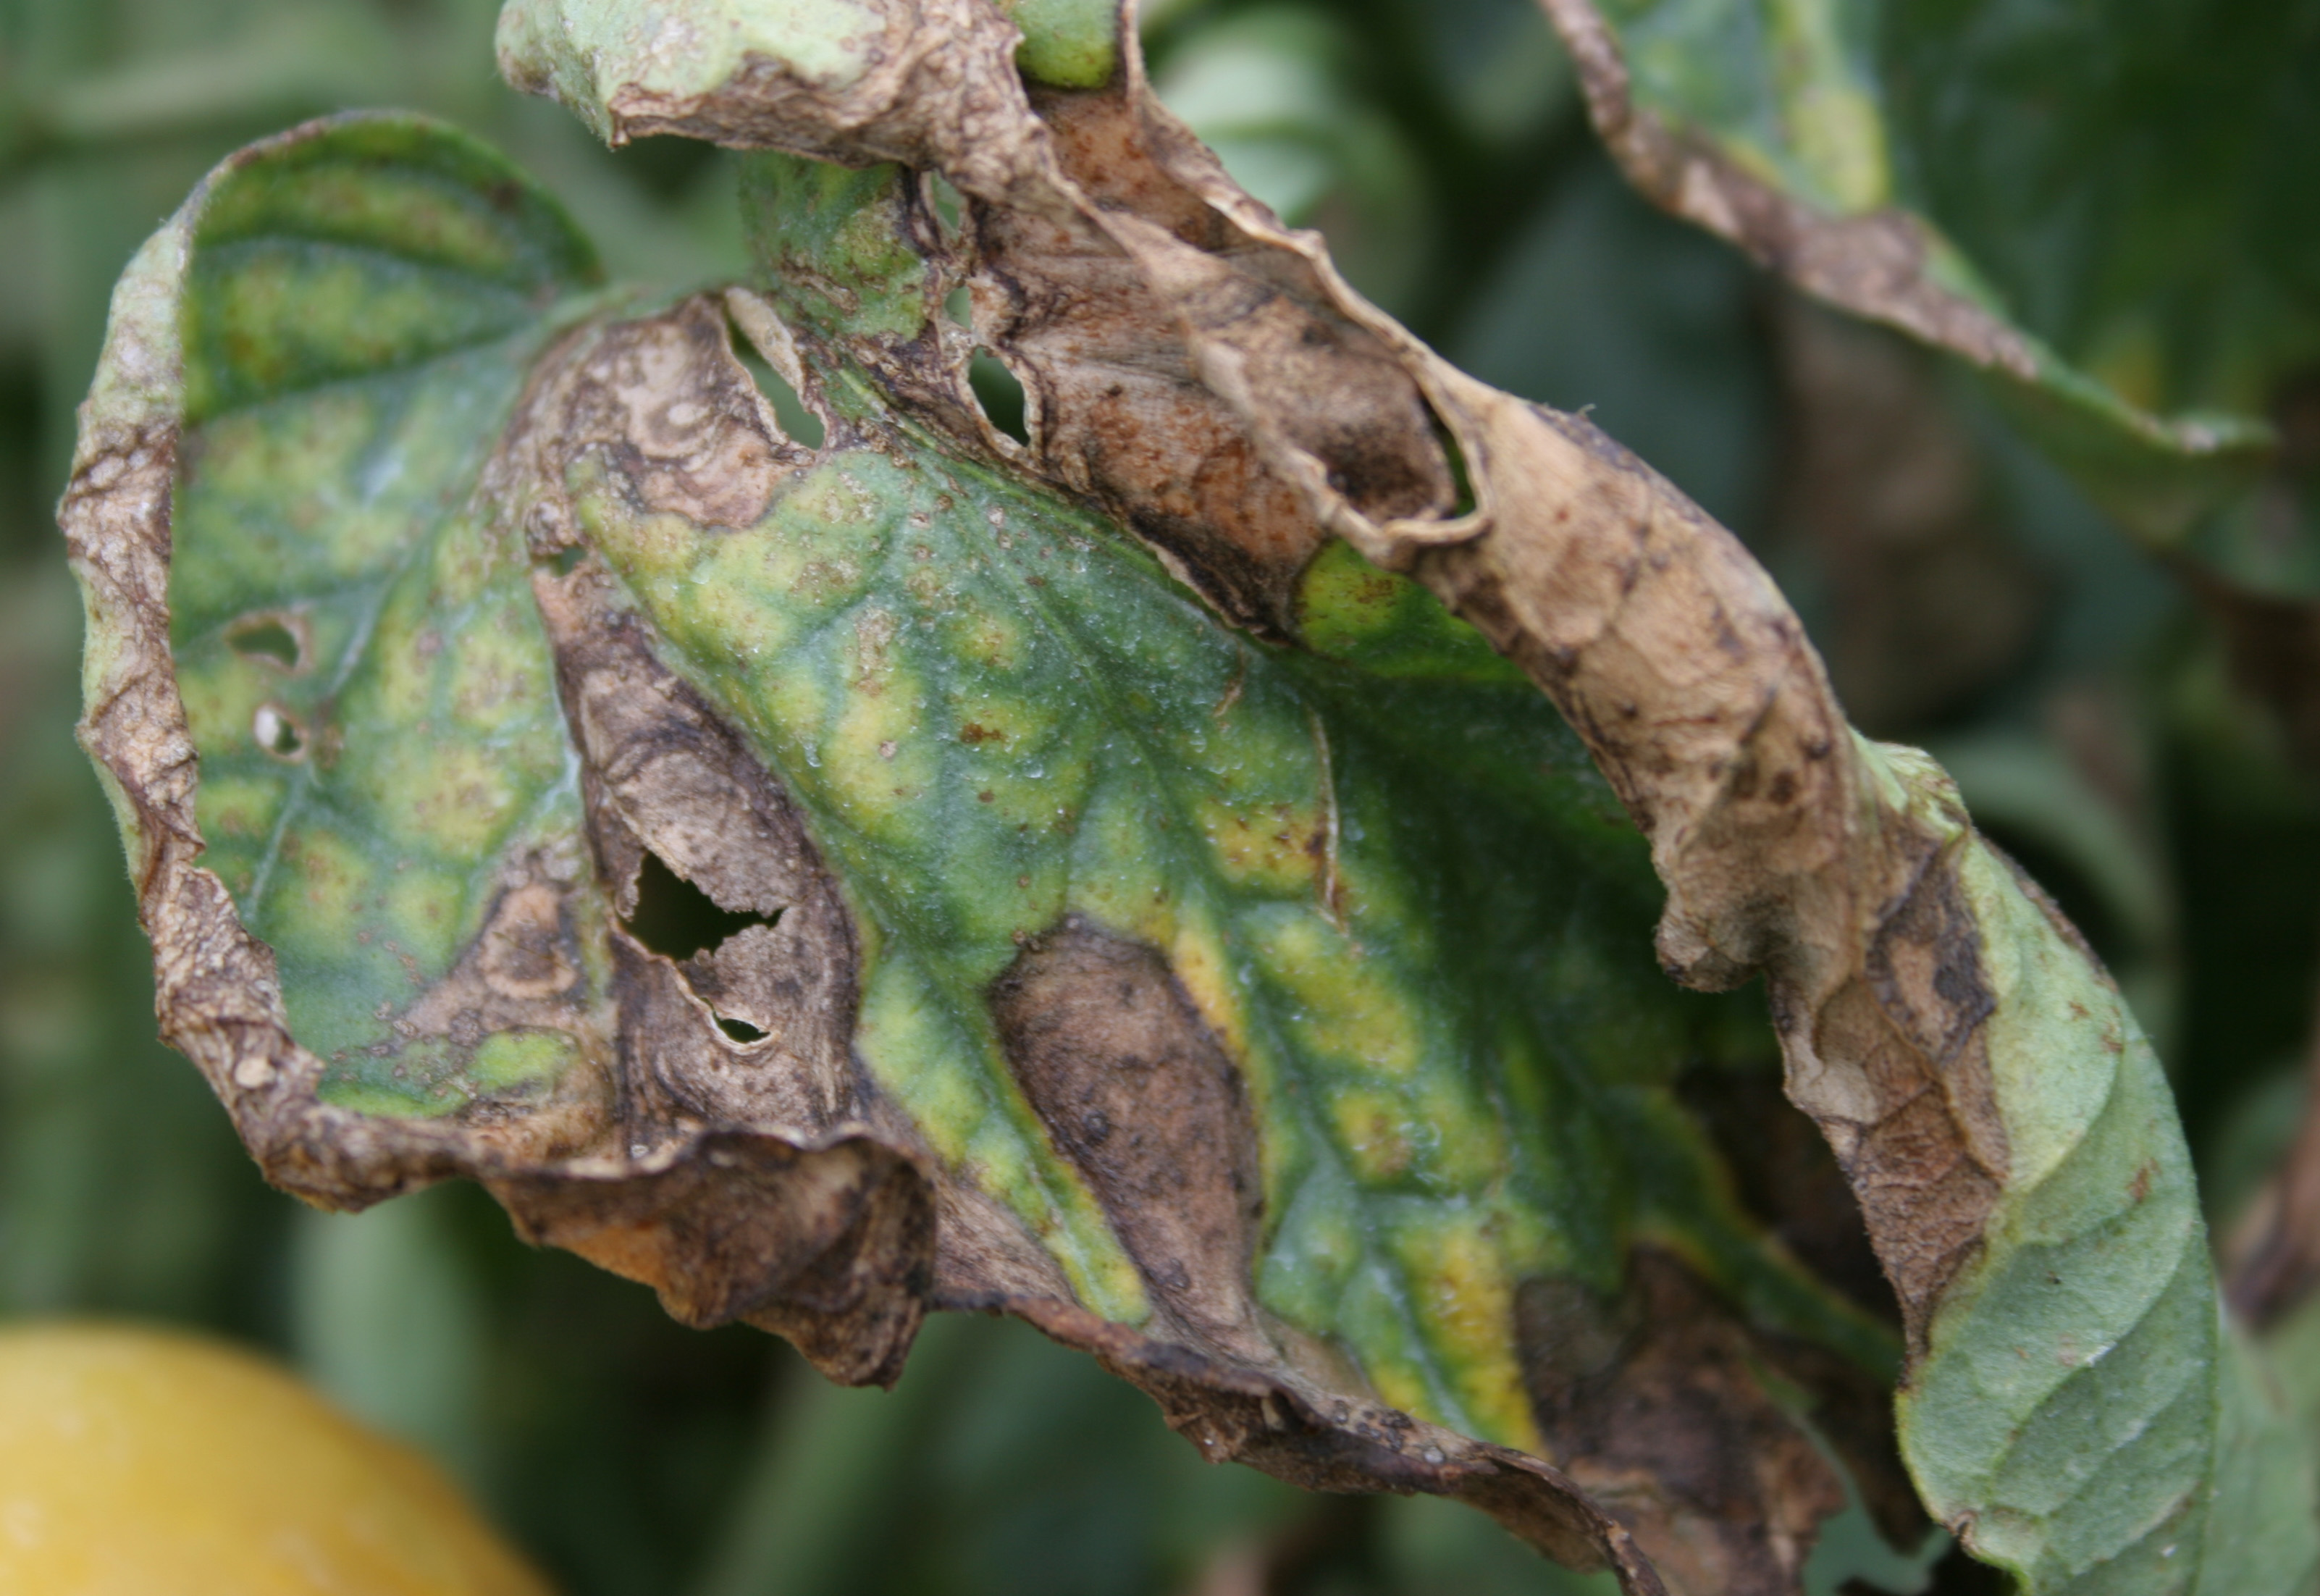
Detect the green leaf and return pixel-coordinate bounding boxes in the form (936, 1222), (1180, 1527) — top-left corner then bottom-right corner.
(157, 114), (614, 1117)
(1867, 744), (2320, 1592)
(597, 262), (1862, 1420)
(995, 0), (1119, 88)
(1534, 0), (2319, 599)
(714, 144), (1891, 1432)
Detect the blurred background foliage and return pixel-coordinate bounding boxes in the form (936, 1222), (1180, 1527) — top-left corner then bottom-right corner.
(1, 1), (2316, 1592)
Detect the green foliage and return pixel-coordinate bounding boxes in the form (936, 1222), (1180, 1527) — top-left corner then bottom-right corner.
(1580, 0), (2319, 597)
(1871, 749), (2318, 1592)
(164, 118), (611, 1109)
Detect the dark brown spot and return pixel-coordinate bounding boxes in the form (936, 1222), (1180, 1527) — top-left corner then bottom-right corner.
(991, 918), (1268, 1362)
(1518, 1251), (1857, 1596)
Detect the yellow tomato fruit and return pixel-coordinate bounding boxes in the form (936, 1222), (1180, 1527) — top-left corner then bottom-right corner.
(0, 1322), (552, 1596)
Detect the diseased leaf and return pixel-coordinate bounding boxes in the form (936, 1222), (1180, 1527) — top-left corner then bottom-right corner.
(493, 5), (2320, 1588)
(67, 105), (1905, 1595)
(67, 113), (936, 1386)
(1529, 0), (2319, 602)
(59, 6), (2320, 1596)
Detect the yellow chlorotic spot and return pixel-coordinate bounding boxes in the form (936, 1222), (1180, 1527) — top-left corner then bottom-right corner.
(1296, 539), (1408, 652)
(1329, 1086), (1421, 1184)
(366, 602), (440, 728)
(1489, 1204), (1568, 1284)
(272, 825), (377, 952)
(177, 655), (274, 755)
(290, 166), (529, 276)
(570, 475), (689, 581)
(1403, 1079), (1506, 1190)
(385, 863), (468, 975)
(686, 536), (803, 658)
(196, 395), (369, 503)
(1054, 1230), (1151, 1328)
(195, 774), (285, 844)
(1392, 1217), (1544, 1455)
(471, 1030), (579, 1094)
(445, 613), (550, 733)
(792, 466), (885, 529)
(1067, 791), (1174, 948)
(198, 400), (415, 582)
(320, 505), (425, 581)
(425, 509), (502, 608)
(745, 669), (829, 770)
(1169, 908), (1248, 1059)
(1197, 796), (1327, 895)
(1203, 706), (1316, 787)
(0, 1323), (550, 1596)
(901, 565), (951, 612)
(854, 959), (986, 1164)
(943, 600), (1025, 674)
(1255, 910), (1424, 1076)
(1327, 841), (1412, 938)
(944, 832), (1063, 952)
(845, 605), (896, 686)
(823, 663), (931, 839)
(974, 753), (1087, 834)
(944, 684), (1054, 757)
(776, 547), (875, 621)
(394, 744), (524, 860)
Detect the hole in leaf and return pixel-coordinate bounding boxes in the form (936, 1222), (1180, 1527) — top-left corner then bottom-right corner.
(731, 339), (827, 450)
(252, 703), (304, 759)
(228, 616), (303, 671)
(544, 545), (585, 578)
(623, 851), (776, 963)
(970, 349), (1030, 445)
(944, 285), (973, 328)
(715, 1015), (769, 1044)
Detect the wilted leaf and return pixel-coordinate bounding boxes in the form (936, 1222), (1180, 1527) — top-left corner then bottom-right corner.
(60, 4), (2320, 1595)
(1531, 0), (2316, 580)
(1531, 0), (2320, 758)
